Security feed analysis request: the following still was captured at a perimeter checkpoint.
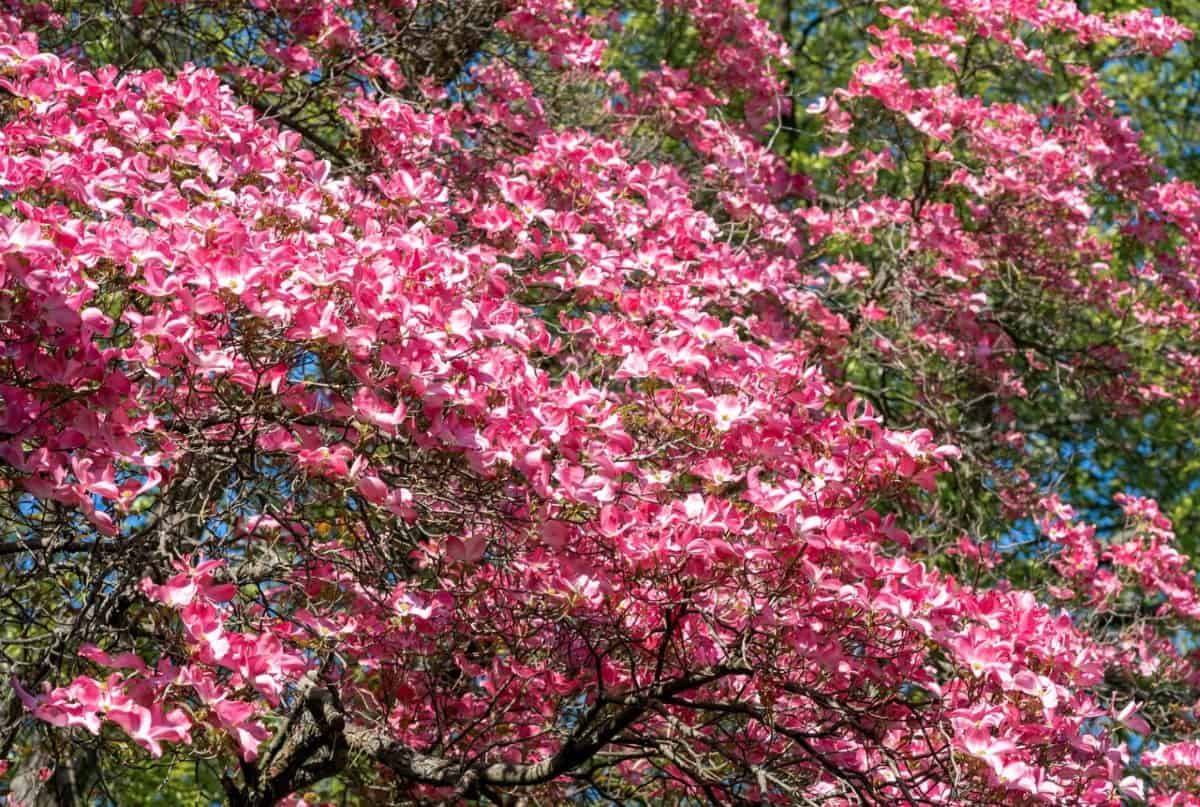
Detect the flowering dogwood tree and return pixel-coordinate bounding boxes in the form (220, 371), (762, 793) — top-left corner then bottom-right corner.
(4, 0), (1200, 804)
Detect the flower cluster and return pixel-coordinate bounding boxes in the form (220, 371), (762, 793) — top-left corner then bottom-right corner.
(2, 0), (1200, 804)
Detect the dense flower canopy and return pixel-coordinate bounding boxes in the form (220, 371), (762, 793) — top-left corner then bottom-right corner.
(3, 0), (1200, 804)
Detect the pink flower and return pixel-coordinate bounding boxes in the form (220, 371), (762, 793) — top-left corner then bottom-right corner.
(106, 701), (192, 758)
(1010, 670), (1059, 714)
(1115, 701), (1152, 736)
(140, 557), (236, 608)
(960, 727), (1017, 777)
(951, 632), (1012, 681)
(698, 395), (751, 432)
